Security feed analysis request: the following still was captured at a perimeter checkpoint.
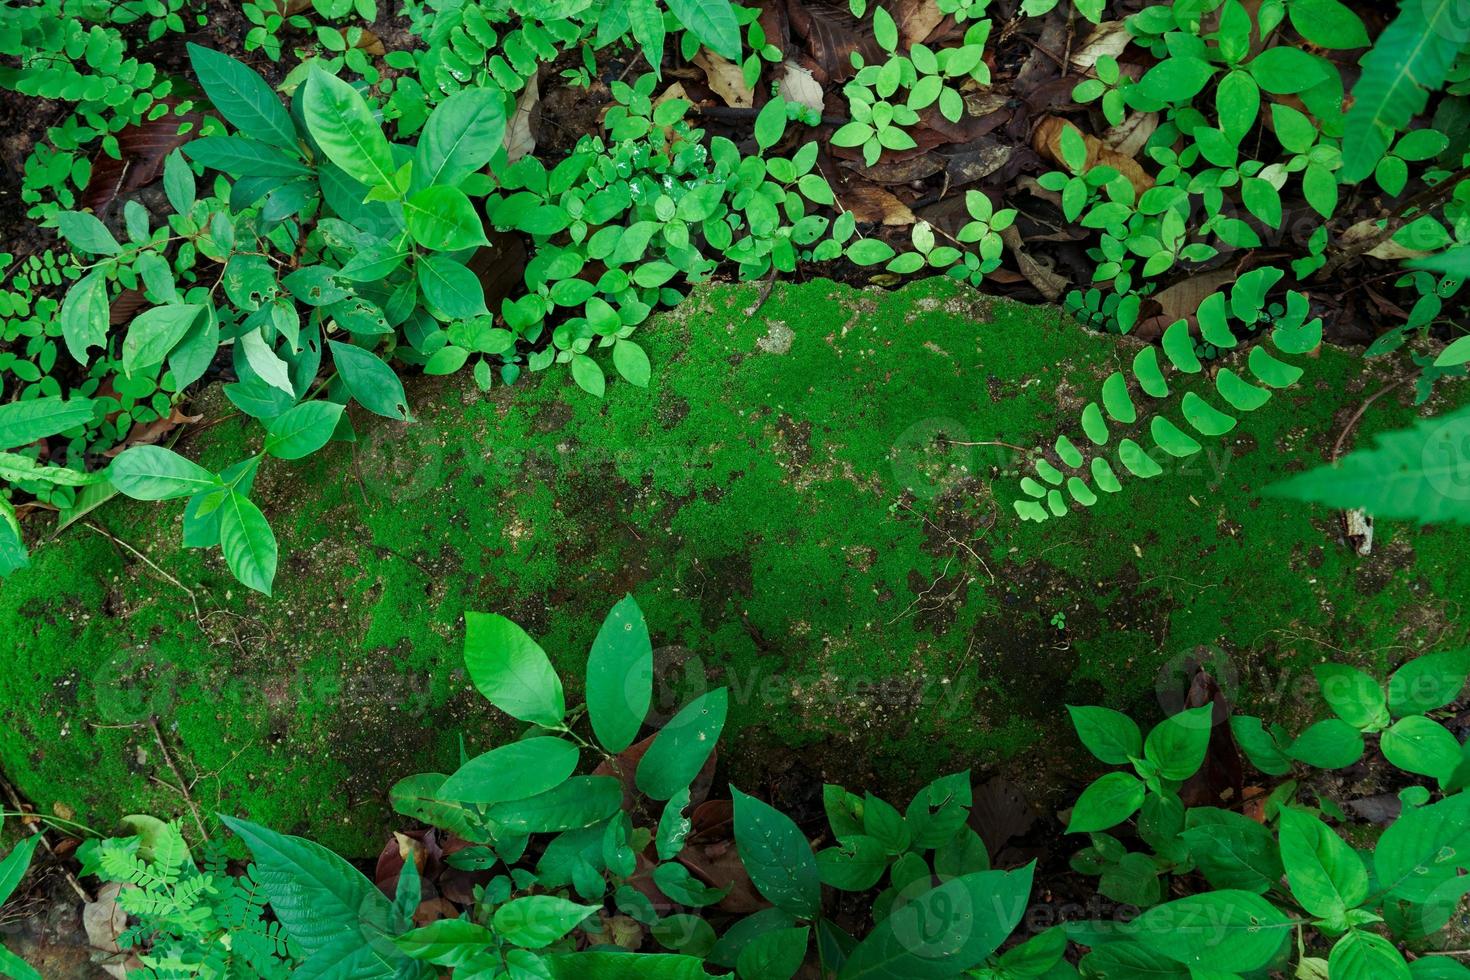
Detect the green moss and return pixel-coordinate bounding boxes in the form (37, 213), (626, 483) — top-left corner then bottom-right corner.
(2, 277), (1464, 853)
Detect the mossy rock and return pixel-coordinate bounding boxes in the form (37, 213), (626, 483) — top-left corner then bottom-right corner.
(3, 277), (1465, 854)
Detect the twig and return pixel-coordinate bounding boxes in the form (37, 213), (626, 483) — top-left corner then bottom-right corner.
(1317, 166), (1470, 280)
(744, 268), (779, 317)
(83, 522), (203, 626)
(149, 719), (209, 842)
(1330, 378), (1410, 461)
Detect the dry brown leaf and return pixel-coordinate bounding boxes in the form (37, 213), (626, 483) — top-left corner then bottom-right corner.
(504, 75), (540, 163)
(780, 61), (825, 113)
(999, 225), (1066, 300)
(1070, 21), (1131, 71)
(102, 406), (203, 457)
(694, 50), (753, 108)
(841, 153), (945, 184)
(1103, 111), (1158, 159)
(891, 0), (946, 46)
(839, 180), (917, 225)
(1032, 115), (1154, 197)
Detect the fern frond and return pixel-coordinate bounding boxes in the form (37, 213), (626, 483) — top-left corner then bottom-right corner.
(98, 842), (177, 891)
(1016, 272), (1317, 521)
(151, 821), (192, 881)
(1341, 0), (1469, 181)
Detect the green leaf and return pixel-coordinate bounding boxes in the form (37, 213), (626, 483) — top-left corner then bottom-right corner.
(122, 304), (203, 376)
(163, 148), (196, 215)
(665, 0), (741, 59)
(731, 786), (821, 918)
(636, 688), (728, 800)
(656, 788), (693, 861)
(493, 895), (598, 949)
(1266, 405), (1470, 525)
(417, 254), (489, 319)
(265, 401), (344, 460)
(1289, 0), (1370, 48)
(220, 491), (277, 595)
(612, 340), (651, 388)
(0, 397), (95, 451)
(463, 611), (566, 728)
(654, 861), (729, 906)
(239, 327), (293, 395)
(1389, 648), (1470, 717)
(1124, 891), (1290, 973)
(486, 775), (622, 834)
(847, 239), (896, 266)
(327, 339), (411, 421)
(1341, 0), (1466, 181)
(187, 43), (299, 148)
(186, 136), (312, 177)
(1278, 806), (1368, 921)
(543, 951), (718, 979)
(414, 87), (507, 191)
(59, 270), (110, 365)
(1329, 930), (1411, 980)
(55, 211), (121, 255)
(737, 925), (808, 980)
(302, 67), (395, 187)
(1375, 792), (1470, 902)
(1067, 772), (1145, 833)
(1133, 57), (1215, 104)
(1314, 663), (1389, 730)
(570, 353), (606, 398)
(754, 97), (787, 152)
(0, 837), (41, 907)
(221, 815), (403, 960)
(1381, 716), (1463, 782)
(440, 736), (579, 804)
(395, 919), (497, 966)
(109, 446), (218, 500)
(1247, 46), (1328, 94)
(1143, 705), (1213, 780)
(816, 835), (888, 891)
(405, 185), (488, 251)
(586, 595), (653, 753)
(1067, 705), (1142, 765)
(1287, 718), (1364, 768)
(1179, 810), (1282, 893)
(0, 944), (42, 980)
(836, 865), (1033, 978)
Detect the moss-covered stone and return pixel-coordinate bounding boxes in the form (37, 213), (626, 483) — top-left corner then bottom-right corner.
(3, 277), (1465, 854)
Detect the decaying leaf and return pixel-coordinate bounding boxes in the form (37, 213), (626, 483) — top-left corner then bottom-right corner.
(1102, 111), (1158, 159)
(504, 74), (540, 163)
(1070, 21), (1131, 71)
(999, 224), (1066, 300)
(780, 61), (825, 114)
(839, 180), (917, 225)
(82, 102), (203, 219)
(102, 406), (203, 458)
(694, 50), (754, 108)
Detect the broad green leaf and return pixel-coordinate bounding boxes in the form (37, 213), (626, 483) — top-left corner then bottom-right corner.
(220, 491), (277, 595)
(1381, 716), (1462, 782)
(187, 43), (299, 148)
(731, 786), (821, 918)
(1313, 663), (1388, 730)
(1289, 0), (1370, 49)
(570, 353), (606, 398)
(1287, 718), (1364, 768)
(0, 944), (41, 980)
(666, 0), (741, 59)
(405, 186), (488, 251)
(1267, 405), (1470, 525)
(612, 340), (651, 388)
(1389, 649), (1470, 716)
(414, 87), (507, 191)
(122, 304), (203, 376)
(1329, 930), (1410, 980)
(1143, 704), (1213, 780)
(636, 688), (728, 800)
(586, 595), (653, 753)
(239, 327), (293, 395)
(653, 861), (729, 907)
(389, 773), (487, 841)
(302, 67), (395, 187)
(0, 397), (95, 451)
(1247, 46), (1327, 94)
(109, 446), (219, 500)
(0, 837), (41, 907)
(1125, 891), (1291, 973)
(186, 136), (312, 177)
(221, 815), (403, 959)
(395, 919), (496, 966)
(1278, 806), (1368, 920)
(463, 611), (566, 728)
(59, 270), (109, 365)
(1179, 810), (1282, 893)
(1078, 941), (1189, 977)
(494, 895), (598, 949)
(1133, 57), (1215, 104)
(163, 148), (196, 215)
(1067, 705), (1142, 765)
(54, 211), (121, 255)
(816, 835), (888, 891)
(544, 951), (718, 979)
(327, 339), (411, 421)
(0, 453), (102, 488)
(754, 97), (788, 151)
(265, 401), (344, 460)
(1066, 772), (1144, 833)
(656, 788), (693, 861)
(1375, 792), (1470, 902)
(836, 865), (1033, 978)
(439, 736), (579, 804)
(737, 925), (808, 980)
(417, 254), (488, 319)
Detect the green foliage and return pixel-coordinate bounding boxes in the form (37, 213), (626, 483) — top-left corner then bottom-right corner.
(1064, 648), (1470, 976)
(83, 818), (297, 977)
(1267, 403), (1470, 525)
(0, 836), (42, 980)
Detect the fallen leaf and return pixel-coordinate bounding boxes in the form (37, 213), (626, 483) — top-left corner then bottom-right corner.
(102, 406), (203, 458)
(780, 61), (825, 114)
(999, 225), (1067, 300)
(82, 100), (204, 219)
(1033, 115), (1153, 196)
(1102, 111), (1158, 159)
(891, 0), (946, 46)
(694, 50), (753, 108)
(787, 0), (876, 84)
(838, 179), (917, 225)
(842, 154), (946, 184)
(1070, 21), (1131, 71)
(84, 882), (127, 955)
(504, 75), (540, 163)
